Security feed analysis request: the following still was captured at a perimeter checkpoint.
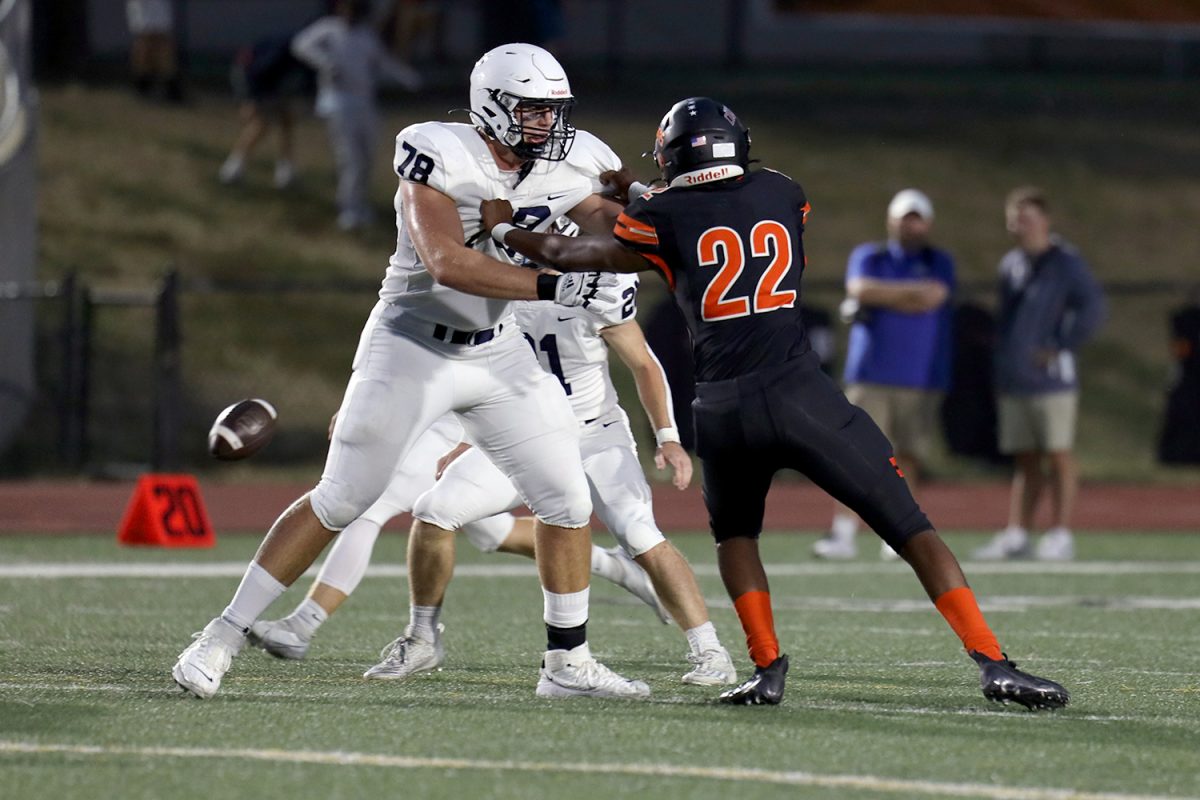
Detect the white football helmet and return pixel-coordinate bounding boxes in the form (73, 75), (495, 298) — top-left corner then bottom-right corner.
(469, 43), (576, 162)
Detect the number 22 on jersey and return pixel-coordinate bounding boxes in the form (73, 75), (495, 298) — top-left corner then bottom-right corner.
(697, 220), (796, 321)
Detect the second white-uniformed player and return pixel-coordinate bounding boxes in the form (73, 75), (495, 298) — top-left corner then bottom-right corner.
(172, 43), (651, 701)
(364, 265), (737, 687)
(245, 407), (674, 662)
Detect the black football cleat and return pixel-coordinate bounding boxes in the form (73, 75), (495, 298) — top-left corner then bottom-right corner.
(970, 651), (1070, 711)
(718, 654), (789, 705)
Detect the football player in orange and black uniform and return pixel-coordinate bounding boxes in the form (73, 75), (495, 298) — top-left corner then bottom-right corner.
(480, 96), (1069, 710)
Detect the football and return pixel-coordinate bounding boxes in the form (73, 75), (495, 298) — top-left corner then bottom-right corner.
(207, 398), (278, 461)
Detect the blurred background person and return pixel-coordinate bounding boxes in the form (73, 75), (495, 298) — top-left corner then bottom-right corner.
(974, 187), (1106, 562)
(125, 0), (182, 102)
(291, 0), (423, 231)
(218, 32), (315, 189)
(813, 189), (955, 561)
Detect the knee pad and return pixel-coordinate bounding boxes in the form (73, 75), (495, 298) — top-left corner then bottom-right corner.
(309, 477), (378, 532)
(411, 487), (470, 532)
(611, 520), (665, 558)
(532, 480), (592, 529)
(461, 513), (515, 553)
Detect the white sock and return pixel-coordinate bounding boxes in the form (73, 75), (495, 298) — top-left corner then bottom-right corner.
(409, 605), (442, 641)
(312, 516), (382, 595)
(1045, 526), (1072, 538)
(685, 621), (720, 654)
(287, 597), (328, 638)
(221, 561), (287, 633)
(543, 586), (589, 629)
(1003, 525), (1030, 540)
(590, 546), (623, 583)
(831, 512), (859, 540)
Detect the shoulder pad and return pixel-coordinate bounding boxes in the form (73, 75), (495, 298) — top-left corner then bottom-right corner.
(564, 129), (622, 191)
(761, 167), (796, 182)
(394, 122), (475, 195)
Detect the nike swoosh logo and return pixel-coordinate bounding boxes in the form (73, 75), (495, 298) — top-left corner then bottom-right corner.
(557, 316), (573, 322)
(602, 421), (618, 428)
(547, 192), (569, 200)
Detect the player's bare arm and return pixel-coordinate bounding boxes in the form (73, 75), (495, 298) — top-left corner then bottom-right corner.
(600, 320), (693, 491)
(404, 182), (543, 300)
(480, 197), (648, 274)
(565, 192), (623, 235)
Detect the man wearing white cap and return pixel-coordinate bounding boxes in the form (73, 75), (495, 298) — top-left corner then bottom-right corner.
(814, 189), (957, 560)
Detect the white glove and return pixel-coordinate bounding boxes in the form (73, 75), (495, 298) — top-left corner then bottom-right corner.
(553, 272), (620, 309)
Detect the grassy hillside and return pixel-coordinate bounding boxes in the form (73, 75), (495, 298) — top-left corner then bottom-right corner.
(16, 68), (1200, 481)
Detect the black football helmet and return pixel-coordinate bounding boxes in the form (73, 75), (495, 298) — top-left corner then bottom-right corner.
(652, 97), (750, 187)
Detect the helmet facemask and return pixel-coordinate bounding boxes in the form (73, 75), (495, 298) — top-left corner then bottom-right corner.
(478, 90), (576, 162)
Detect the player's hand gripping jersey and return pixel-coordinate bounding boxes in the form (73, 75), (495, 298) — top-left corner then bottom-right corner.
(381, 122), (620, 332)
(616, 170), (812, 382)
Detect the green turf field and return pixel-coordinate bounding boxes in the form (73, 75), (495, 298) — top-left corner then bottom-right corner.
(2, 531), (1198, 799)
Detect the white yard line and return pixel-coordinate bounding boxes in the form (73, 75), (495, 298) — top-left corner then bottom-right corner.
(3, 561), (1200, 579)
(0, 740), (1194, 800)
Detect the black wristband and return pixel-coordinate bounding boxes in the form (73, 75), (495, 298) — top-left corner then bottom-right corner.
(536, 273), (559, 301)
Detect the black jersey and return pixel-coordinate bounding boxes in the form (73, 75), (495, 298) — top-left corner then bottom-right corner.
(614, 169), (812, 382)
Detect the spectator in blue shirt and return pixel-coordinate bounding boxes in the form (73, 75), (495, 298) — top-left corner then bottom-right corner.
(974, 187), (1106, 562)
(814, 189), (956, 560)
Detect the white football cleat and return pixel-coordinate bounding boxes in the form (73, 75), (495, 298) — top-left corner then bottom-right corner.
(248, 617), (311, 660)
(681, 646), (738, 686)
(812, 533), (857, 560)
(363, 624), (445, 680)
(606, 546), (672, 624)
(172, 617), (245, 699)
(536, 643), (650, 699)
(972, 527), (1031, 561)
(1035, 527), (1075, 561)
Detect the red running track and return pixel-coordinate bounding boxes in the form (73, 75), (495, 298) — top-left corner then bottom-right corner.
(1, 479), (1196, 535)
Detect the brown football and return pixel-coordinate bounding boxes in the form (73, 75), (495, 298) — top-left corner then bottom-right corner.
(207, 399), (278, 461)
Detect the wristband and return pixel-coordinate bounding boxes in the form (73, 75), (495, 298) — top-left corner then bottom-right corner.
(654, 426), (681, 447)
(490, 222), (516, 244)
(628, 181), (652, 198)
(536, 273), (559, 301)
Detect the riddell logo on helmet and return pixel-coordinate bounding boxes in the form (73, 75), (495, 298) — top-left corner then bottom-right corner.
(549, 88), (569, 96)
(684, 166), (733, 184)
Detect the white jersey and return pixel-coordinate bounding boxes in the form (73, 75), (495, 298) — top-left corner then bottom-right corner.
(380, 122), (621, 331)
(515, 273), (641, 422)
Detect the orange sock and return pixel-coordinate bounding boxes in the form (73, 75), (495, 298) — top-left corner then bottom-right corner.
(934, 586), (1002, 660)
(733, 590), (780, 668)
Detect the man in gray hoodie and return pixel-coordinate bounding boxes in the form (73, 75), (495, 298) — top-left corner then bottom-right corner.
(975, 187), (1106, 561)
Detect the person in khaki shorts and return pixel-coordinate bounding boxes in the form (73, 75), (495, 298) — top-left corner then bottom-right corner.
(814, 189), (956, 560)
(974, 187), (1105, 561)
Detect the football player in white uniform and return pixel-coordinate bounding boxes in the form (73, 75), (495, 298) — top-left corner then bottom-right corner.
(172, 43), (650, 700)
(363, 269), (737, 688)
(245, 409), (670, 660)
